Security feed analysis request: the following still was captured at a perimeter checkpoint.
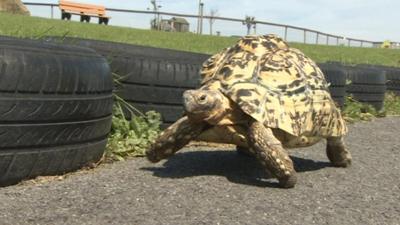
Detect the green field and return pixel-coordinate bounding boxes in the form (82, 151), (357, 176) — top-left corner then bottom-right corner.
(1, 12), (399, 67)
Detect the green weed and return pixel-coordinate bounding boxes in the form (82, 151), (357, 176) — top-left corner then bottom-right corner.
(105, 95), (161, 161)
(105, 100), (161, 161)
(383, 92), (400, 116)
(342, 93), (400, 123)
(342, 96), (378, 123)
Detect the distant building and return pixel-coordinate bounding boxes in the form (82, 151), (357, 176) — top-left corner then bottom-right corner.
(159, 17), (190, 32)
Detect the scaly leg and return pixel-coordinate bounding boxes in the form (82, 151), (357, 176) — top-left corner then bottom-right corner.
(326, 136), (352, 167)
(146, 116), (207, 163)
(248, 121), (297, 188)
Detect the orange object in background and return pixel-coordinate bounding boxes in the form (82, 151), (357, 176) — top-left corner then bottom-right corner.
(58, 0), (110, 25)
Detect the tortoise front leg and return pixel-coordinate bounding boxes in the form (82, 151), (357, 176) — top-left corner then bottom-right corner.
(248, 121), (297, 188)
(146, 116), (207, 163)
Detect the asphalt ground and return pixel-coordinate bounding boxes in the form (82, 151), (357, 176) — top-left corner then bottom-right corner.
(0, 117), (399, 225)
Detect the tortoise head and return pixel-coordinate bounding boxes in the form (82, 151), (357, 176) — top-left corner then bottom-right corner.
(183, 89), (229, 124)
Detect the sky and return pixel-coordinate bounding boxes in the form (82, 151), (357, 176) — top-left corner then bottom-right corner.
(25, 0), (399, 42)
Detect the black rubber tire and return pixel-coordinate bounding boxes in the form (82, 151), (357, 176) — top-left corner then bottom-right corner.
(377, 66), (400, 95)
(0, 38), (113, 186)
(353, 64), (400, 95)
(318, 62), (347, 108)
(0, 35), (22, 41)
(344, 65), (387, 110)
(43, 37), (210, 127)
(114, 55), (206, 127)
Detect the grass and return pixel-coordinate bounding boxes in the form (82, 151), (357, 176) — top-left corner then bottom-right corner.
(342, 96), (379, 123)
(342, 93), (400, 123)
(384, 92), (400, 116)
(1, 12), (400, 67)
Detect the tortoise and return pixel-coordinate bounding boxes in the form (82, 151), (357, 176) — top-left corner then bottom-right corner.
(145, 34), (352, 188)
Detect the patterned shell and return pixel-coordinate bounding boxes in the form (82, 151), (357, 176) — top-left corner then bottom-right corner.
(200, 35), (347, 137)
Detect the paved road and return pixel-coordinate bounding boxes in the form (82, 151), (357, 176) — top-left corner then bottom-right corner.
(0, 117), (399, 225)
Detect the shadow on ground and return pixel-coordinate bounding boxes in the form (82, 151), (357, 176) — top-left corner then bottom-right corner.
(142, 150), (331, 188)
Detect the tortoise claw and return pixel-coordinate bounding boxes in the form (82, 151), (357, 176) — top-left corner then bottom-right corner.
(278, 173), (297, 188)
(145, 146), (161, 163)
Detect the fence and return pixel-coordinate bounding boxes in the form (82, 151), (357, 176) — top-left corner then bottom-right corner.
(23, 2), (379, 48)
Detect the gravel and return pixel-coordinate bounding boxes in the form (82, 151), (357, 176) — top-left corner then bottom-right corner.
(0, 117), (399, 225)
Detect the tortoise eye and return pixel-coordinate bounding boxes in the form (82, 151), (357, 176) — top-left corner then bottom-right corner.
(199, 95), (207, 101)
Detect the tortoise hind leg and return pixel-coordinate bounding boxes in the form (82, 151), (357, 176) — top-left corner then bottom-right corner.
(146, 116), (207, 163)
(248, 121), (297, 188)
(326, 136), (352, 167)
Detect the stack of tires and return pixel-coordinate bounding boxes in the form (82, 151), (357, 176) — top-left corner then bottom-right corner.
(344, 65), (387, 110)
(0, 38), (113, 186)
(383, 67), (400, 95)
(318, 63), (347, 108)
(44, 37), (210, 128)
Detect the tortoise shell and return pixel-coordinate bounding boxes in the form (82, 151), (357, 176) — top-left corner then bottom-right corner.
(199, 35), (347, 137)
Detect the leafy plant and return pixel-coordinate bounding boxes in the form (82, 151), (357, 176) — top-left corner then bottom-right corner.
(105, 73), (162, 161)
(342, 92), (400, 123)
(342, 95), (378, 123)
(105, 96), (161, 161)
(383, 92), (400, 116)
